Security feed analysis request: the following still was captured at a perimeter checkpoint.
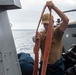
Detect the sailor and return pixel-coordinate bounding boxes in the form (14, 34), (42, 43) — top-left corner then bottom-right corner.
(34, 1), (69, 75)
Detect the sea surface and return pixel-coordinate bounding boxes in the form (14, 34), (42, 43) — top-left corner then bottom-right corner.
(12, 29), (36, 58)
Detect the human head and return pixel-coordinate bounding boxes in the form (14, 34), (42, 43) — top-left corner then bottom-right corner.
(41, 13), (54, 24)
(41, 13), (54, 30)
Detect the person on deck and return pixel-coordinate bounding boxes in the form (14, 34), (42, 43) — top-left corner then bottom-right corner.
(33, 1), (69, 75)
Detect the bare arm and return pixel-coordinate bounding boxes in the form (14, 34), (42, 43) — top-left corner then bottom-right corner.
(46, 1), (69, 32)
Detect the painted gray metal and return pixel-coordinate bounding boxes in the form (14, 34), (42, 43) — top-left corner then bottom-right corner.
(0, 8), (22, 75)
(0, 0), (21, 10)
(0, 0), (22, 75)
(62, 24), (76, 52)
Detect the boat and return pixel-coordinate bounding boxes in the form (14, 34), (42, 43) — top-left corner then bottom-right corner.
(0, 0), (76, 75)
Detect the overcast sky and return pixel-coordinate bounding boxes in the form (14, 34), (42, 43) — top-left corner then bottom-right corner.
(7, 0), (76, 29)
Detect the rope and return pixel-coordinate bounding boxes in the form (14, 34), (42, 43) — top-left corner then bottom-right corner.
(33, 5), (53, 75)
(36, 5), (46, 33)
(33, 5), (46, 75)
(41, 9), (53, 75)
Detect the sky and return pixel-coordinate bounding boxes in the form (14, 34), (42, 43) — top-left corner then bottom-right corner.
(7, 0), (76, 29)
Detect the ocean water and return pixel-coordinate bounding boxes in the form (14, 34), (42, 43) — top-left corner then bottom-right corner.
(12, 29), (36, 58)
